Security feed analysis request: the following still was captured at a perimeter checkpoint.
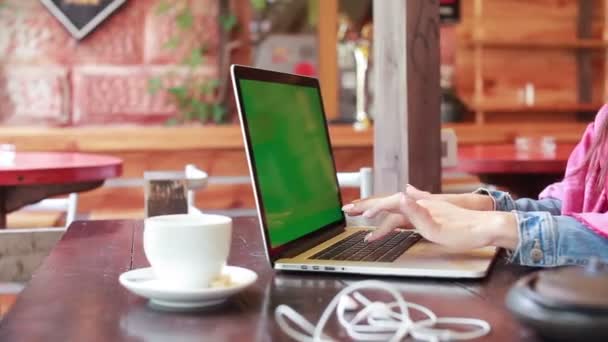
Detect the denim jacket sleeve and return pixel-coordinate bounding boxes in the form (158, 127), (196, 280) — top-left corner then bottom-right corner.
(474, 188), (608, 267)
(475, 188), (562, 214)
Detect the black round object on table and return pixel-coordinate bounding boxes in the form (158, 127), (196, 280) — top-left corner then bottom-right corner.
(505, 259), (608, 341)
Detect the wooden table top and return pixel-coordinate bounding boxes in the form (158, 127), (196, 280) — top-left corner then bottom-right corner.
(457, 144), (576, 174)
(0, 152), (122, 186)
(0, 218), (542, 341)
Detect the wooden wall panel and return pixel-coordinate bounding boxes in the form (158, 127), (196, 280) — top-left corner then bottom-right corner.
(332, 148), (373, 171)
(111, 150), (250, 177)
(456, 0), (607, 123)
(0, 123), (589, 217)
(0, 125), (372, 152)
(484, 112), (580, 123)
(445, 122), (588, 144)
(0, 124), (585, 152)
(79, 178), (363, 214)
(459, 0), (605, 41)
(457, 49), (605, 108)
(91, 147), (373, 179)
(78, 184), (256, 213)
(0, 126), (374, 216)
(76, 146), (373, 214)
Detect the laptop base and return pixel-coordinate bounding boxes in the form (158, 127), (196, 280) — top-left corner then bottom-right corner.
(275, 227), (497, 279)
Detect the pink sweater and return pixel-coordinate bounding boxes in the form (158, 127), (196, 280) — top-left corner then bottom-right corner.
(540, 104), (608, 238)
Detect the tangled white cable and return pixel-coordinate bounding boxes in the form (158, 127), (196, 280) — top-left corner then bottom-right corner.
(275, 280), (490, 342)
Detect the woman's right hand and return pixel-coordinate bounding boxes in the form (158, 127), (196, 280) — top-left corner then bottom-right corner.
(344, 192), (518, 250)
(342, 184), (499, 245)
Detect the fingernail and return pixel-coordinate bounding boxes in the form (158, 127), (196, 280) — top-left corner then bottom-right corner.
(342, 204), (354, 211)
(364, 232), (373, 242)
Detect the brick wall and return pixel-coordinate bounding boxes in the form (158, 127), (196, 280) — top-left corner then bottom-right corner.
(0, 0), (219, 126)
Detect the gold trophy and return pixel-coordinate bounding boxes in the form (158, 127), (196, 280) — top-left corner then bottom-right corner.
(353, 23), (372, 131)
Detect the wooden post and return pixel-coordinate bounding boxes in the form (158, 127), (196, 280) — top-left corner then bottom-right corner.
(318, 0), (339, 120)
(473, 0), (484, 124)
(576, 0), (593, 105)
(0, 189), (6, 228)
(373, 0), (441, 194)
(603, 0), (608, 101)
(231, 0), (252, 65)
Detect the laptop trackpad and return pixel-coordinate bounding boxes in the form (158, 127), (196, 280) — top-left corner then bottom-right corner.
(394, 241), (497, 268)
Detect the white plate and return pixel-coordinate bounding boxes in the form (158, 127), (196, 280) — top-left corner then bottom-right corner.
(119, 266), (257, 310)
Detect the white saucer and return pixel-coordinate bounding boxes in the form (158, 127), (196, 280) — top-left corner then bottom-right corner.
(119, 266), (257, 310)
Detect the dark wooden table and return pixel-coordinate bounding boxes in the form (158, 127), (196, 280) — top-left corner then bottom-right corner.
(456, 144), (575, 198)
(0, 218), (542, 341)
(0, 152), (122, 227)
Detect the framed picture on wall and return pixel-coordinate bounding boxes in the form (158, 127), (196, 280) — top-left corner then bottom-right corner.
(39, 0), (127, 40)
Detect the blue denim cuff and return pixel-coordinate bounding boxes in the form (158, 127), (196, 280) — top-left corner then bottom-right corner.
(509, 211), (556, 266)
(473, 188), (516, 212)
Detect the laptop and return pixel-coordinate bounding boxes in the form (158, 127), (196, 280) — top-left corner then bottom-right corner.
(231, 65), (497, 278)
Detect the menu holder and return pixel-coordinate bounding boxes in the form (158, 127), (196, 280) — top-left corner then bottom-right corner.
(143, 166), (209, 218)
(144, 172), (188, 218)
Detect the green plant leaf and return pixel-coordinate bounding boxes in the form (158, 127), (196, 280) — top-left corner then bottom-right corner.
(220, 14), (238, 32)
(162, 36), (181, 50)
(199, 84), (213, 95)
(212, 104), (227, 123)
(165, 117), (180, 126)
(147, 77), (163, 95)
(155, 0), (173, 15)
(176, 9), (194, 30)
(199, 79), (220, 95)
(182, 48), (204, 67)
(185, 109), (197, 121)
(208, 79), (220, 88)
(250, 0), (266, 11)
(168, 86), (190, 107)
(168, 86), (187, 98)
(192, 99), (210, 122)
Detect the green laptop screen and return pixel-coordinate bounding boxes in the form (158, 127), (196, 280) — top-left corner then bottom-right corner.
(239, 79), (343, 248)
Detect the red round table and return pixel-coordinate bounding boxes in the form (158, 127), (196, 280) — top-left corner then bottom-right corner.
(455, 144), (575, 198)
(0, 152), (122, 228)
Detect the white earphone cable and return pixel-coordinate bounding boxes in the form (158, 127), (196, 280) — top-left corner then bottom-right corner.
(275, 280), (491, 342)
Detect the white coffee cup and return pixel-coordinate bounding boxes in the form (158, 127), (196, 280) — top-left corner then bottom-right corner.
(144, 214), (232, 289)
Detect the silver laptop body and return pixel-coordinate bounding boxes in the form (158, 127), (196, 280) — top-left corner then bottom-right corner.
(231, 65), (496, 279)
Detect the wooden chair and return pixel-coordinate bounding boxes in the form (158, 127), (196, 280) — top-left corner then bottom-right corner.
(336, 167), (373, 199)
(1, 195), (78, 281)
(16, 193), (78, 229)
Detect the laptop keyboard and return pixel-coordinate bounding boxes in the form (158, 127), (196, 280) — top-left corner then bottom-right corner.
(310, 230), (421, 263)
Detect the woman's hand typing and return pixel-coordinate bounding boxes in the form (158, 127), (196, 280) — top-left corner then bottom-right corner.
(343, 190), (518, 251)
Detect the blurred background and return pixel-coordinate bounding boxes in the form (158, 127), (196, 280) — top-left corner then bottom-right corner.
(0, 0), (601, 223)
(2, 0), (606, 318)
